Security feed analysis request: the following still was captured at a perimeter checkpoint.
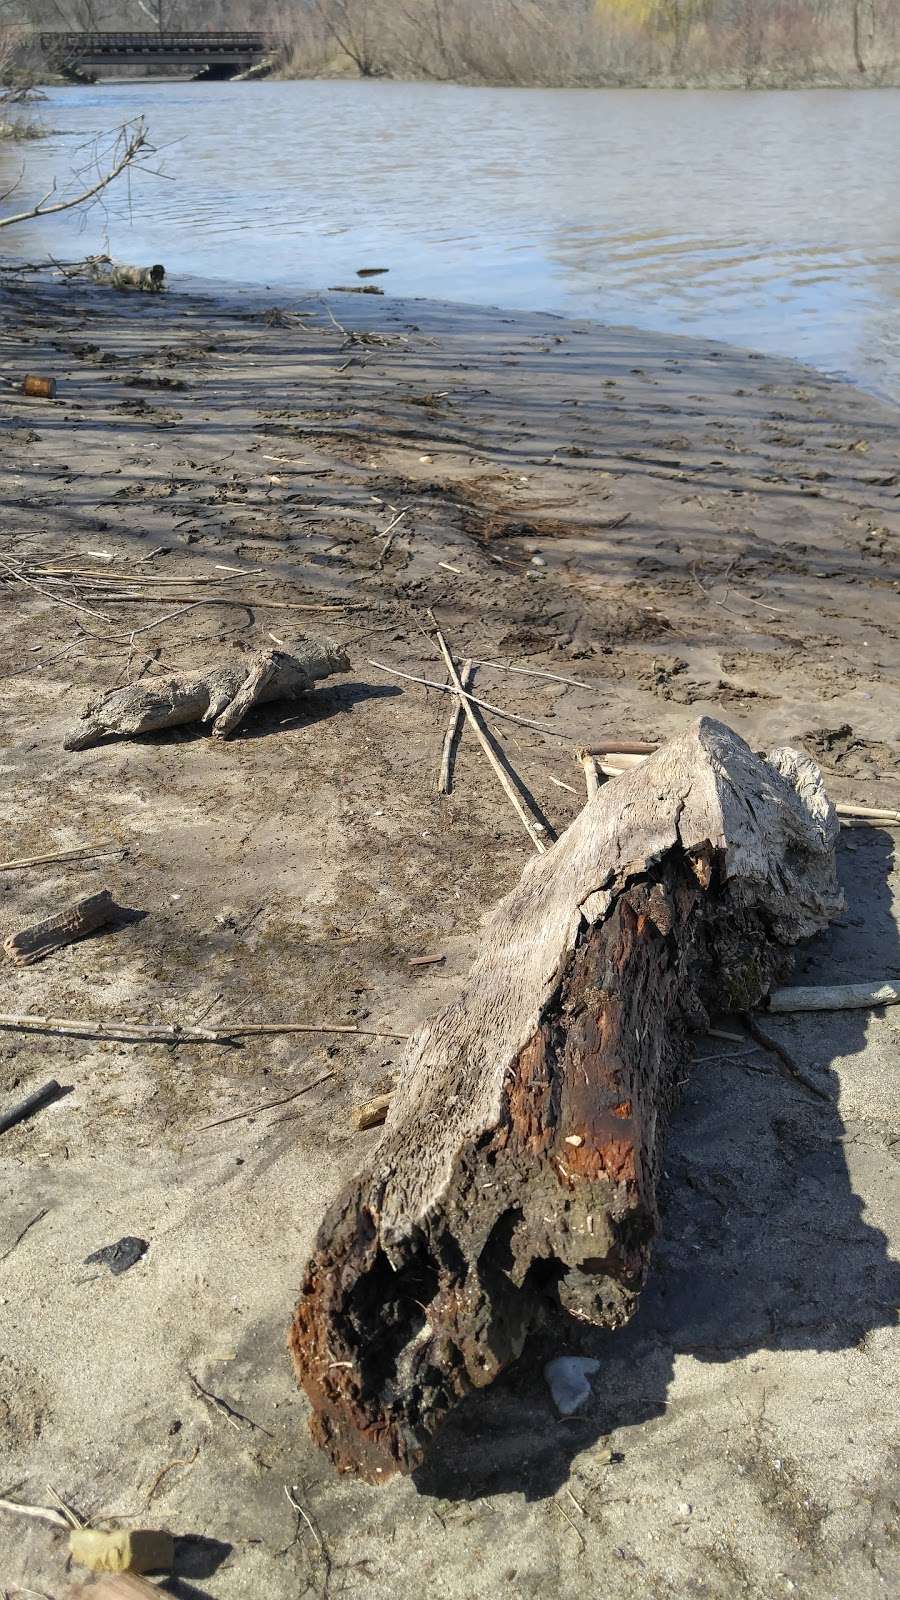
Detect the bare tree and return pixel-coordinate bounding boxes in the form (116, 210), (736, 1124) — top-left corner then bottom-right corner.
(133, 0), (166, 36)
(313, 0), (385, 76)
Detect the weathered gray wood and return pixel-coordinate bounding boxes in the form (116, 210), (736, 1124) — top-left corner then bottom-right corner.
(769, 981), (900, 1012)
(3, 889), (121, 966)
(64, 635), (349, 751)
(289, 717), (843, 1482)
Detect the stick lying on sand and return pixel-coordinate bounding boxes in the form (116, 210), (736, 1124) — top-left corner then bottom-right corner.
(0, 1015), (407, 1044)
(65, 635), (350, 750)
(289, 717), (843, 1482)
(769, 981), (900, 1012)
(437, 657), (473, 794)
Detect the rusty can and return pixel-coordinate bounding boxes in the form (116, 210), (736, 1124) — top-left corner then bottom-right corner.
(21, 374), (57, 399)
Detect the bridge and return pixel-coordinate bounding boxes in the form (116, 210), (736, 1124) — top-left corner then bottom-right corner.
(39, 31), (271, 80)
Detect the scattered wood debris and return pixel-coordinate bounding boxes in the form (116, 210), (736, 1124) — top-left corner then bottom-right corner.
(64, 634), (350, 749)
(430, 613), (553, 854)
(289, 718), (843, 1481)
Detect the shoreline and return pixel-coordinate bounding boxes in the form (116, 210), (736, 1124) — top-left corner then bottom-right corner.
(1, 277), (898, 1597)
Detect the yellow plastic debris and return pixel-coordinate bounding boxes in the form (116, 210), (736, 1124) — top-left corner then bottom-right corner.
(69, 1526), (175, 1574)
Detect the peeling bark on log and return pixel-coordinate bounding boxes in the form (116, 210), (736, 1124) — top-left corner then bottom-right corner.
(64, 635), (350, 751)
(4, 889), (122, 965)
(289, 718), (843, 1482)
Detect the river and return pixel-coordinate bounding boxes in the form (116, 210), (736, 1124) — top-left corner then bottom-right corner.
(4, 79), (900, 401)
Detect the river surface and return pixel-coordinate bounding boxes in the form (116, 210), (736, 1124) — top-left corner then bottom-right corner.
(4, 80), (900, 401)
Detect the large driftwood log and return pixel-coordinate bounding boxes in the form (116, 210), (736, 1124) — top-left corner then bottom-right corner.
(289, 718), (843, 1481)
(64, 636), (349, 751)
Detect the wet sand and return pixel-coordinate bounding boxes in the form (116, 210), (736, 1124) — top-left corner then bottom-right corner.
(0, 278), (898, 1598)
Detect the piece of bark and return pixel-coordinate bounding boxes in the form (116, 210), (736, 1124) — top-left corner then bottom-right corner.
(64, 635), (350, 751)
(289, 717), (842, 1482)
(352, 1093), (392, 1131)
(4, 889), (121, 965)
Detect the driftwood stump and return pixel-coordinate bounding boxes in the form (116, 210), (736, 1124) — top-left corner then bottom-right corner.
(64, 635), (349, 751)
(289, 718), (843, 1481)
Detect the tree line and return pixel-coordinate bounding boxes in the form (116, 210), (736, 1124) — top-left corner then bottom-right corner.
(2, 0), (898, 86)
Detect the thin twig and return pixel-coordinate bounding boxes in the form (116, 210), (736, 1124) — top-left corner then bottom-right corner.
(473, 659), (593, 690)
(187, 1373), (273, 1437)
(438, 658), (473, 793)
(0, 1497), (70, 1530)
(284, 1484), (322, 1552)
(196, 1073), (335, 1132)
(146, 1444), (200, 1505)
(0, 1015), (407, 1045)
(742, 1013), (833, 1103)
(429, 614), (549, 855)
(0, 1208), (48, 1265)
(367, 659), (562, 736)
(0, 556), (112, 622)
(0, 842), (123, 872)
(0, 119), (149, 232)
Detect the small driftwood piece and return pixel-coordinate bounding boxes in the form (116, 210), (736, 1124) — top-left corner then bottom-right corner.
(289, 718), (843, 1482)
(352, 1093), (392, 1131)
(4, 889), (121, 966)
(576, 745), (601, 799)
(64, 635), (350, 751)
(0, 1079), (63, 1136)
(769, 980), (900, 1012)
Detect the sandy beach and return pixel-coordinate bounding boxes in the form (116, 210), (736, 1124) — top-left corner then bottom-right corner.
(0, 276), (898, 1598)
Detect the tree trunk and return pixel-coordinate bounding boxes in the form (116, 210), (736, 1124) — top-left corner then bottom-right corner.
(853, 1), (867, 72)
(289, 718), (842, 1481)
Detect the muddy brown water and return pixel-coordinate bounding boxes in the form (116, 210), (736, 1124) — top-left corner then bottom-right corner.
(4, 80), (900, 401)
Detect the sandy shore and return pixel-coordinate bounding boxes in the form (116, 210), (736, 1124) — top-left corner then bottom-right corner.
(0, 277), (898, 1598)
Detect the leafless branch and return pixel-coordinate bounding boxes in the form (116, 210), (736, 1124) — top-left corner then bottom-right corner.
(0, 118), (151, 233)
